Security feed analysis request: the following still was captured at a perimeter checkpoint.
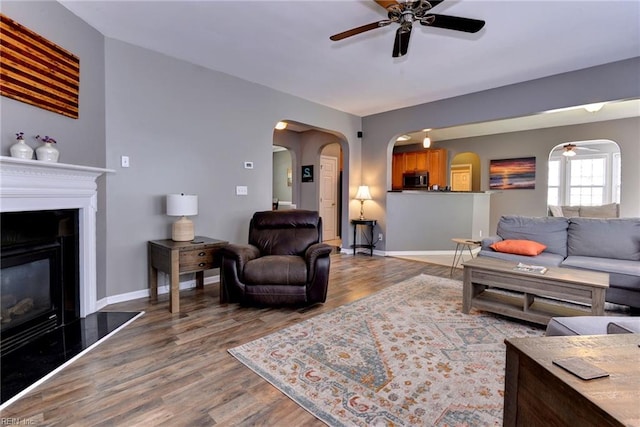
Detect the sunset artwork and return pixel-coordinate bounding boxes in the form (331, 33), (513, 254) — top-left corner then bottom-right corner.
(489, 157), (536, 190)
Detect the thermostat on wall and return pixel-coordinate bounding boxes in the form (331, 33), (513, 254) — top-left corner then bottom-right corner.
(244, 161), (254, 169)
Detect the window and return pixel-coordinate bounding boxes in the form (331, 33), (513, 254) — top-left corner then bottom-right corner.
(547, 159), (560, 206)
(612, 152), (621, 203)
(568, 156), (606, 206)
(548, 141), (620, 207)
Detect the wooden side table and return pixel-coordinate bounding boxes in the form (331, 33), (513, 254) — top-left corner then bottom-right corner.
(148, 236), (228, 313)
(351, 218), (376, 256)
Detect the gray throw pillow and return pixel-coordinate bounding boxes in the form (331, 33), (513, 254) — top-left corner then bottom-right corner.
(579, 203), (619, 218)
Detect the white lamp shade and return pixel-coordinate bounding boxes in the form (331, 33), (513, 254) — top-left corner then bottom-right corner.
(355, 186), (372, 201)
(166, 194), (198, 216)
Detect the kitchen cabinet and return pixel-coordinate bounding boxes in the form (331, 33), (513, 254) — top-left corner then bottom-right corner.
(426, 148), (446, 187)
(392, 148), (447, 188)
(392, 153), (405, 190)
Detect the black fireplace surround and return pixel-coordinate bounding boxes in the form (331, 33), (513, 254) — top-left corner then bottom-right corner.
(1, 209), (80, 356)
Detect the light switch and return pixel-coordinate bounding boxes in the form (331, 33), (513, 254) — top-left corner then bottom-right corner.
(236, 186), (248, 196)
(121, 156), (130, 168)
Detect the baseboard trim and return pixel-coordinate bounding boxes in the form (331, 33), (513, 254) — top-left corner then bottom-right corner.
(96, 275), (220, 310)
(384, 250), (457, 256)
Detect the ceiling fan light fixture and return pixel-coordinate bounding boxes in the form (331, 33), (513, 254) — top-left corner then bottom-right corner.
(583, 103), (605, 113)
(331, 0), (485, 58)
(562, 148), (576, 157)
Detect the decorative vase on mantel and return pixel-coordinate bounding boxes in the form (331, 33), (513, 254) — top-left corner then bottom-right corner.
(35, 135), (60, 163)
(10, 132), (34, 160)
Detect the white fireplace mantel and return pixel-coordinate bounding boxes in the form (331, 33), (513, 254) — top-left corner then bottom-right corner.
(0, 156), (114, 317)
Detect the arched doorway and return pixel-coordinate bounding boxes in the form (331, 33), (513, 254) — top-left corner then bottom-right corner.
(272, 120), (349, 247)
(450, 152), (481, 192)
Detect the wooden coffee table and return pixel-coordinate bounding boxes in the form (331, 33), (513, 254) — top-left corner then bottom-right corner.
(462, 257), (609, 325)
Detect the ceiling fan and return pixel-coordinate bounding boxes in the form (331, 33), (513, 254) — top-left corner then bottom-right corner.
(329, 0), (485, 58)
(562, 144), (600, 157)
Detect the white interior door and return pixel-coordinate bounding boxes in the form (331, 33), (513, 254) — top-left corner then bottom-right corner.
(451, 164), (472, 191)
(320, 155), (338, 241)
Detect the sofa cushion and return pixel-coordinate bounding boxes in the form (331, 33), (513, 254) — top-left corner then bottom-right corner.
(561, 206), (580, 218)
(607, 319), (640, 334)
(546, 316), (640, 336)
(497, 216), (569, 257)
(249, 210), (321, 256)
(490, 239), (547, 256)
(567, 217), (640, 261)
(478, 249), (564, 267)
(562, 256), (640, 277)
(244, 255), (307, 285)
(545, 317), (607, 336)
(548, 205), (564, 217)
(579, 203), (619, 218)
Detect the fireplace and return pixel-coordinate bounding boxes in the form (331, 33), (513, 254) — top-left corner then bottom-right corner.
(1, 210), (80, 356)
(0, 157), (112, 330)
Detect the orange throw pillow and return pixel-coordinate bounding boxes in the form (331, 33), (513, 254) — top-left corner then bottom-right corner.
(490, 239), (547, 256)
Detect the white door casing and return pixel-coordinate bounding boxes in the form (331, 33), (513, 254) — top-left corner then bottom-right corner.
(320, 155), (338, 240)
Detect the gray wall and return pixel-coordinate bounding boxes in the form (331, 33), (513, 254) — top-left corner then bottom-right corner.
(272, 150), (292, 203)
(0, 1), (108, 298)
(362, 58), (640, 250)
(103, 39), (361, 297)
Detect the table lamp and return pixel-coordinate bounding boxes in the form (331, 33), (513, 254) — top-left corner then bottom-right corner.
(355, 185), (372, 220)
(166, 193), (198, 241)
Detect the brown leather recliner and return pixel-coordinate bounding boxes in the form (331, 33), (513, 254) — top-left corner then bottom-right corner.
(220, 210), (332, 306)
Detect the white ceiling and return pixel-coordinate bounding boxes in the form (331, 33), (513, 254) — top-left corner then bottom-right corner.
(59, 0), (640, 118)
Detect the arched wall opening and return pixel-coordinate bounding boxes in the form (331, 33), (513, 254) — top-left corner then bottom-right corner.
(547, 139), (621, 216)
(273, 120), (350, 247)
(450, 152), (481, 192)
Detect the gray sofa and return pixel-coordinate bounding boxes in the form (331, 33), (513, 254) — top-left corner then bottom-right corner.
(479, 215), (640, 309)
(546, 316), (640, 336)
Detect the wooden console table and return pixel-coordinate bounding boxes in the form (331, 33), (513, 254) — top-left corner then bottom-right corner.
(504, 334), (640, 426)
(462, 257), (609, 325)
(148, 236), (228, 313)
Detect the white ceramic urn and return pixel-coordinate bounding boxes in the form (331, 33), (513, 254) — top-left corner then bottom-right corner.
(10, 139), (34, 159)
(36, 142), (60, 162)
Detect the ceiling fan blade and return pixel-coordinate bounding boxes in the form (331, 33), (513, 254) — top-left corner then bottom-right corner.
(424, 0), (446, 9)
(330, 21), (390, 41)
(421, 14), (485, 33)
(392, 26), (412, 58)
(374, 0), (400, 10)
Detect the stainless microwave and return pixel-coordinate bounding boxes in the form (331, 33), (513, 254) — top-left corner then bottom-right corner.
(403, 171), (429, 189)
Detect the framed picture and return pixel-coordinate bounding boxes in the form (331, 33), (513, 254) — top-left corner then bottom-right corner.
(489, 157), (536, 190)
(301, 165), (314, 182)
(0, 14), (80, 119)
(287, 168), (292, 187)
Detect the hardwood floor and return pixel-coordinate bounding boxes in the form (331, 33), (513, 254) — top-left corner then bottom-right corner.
(2, 254), (463, 426)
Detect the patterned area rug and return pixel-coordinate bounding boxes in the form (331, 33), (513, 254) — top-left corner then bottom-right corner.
(229, 274), (544, 426)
